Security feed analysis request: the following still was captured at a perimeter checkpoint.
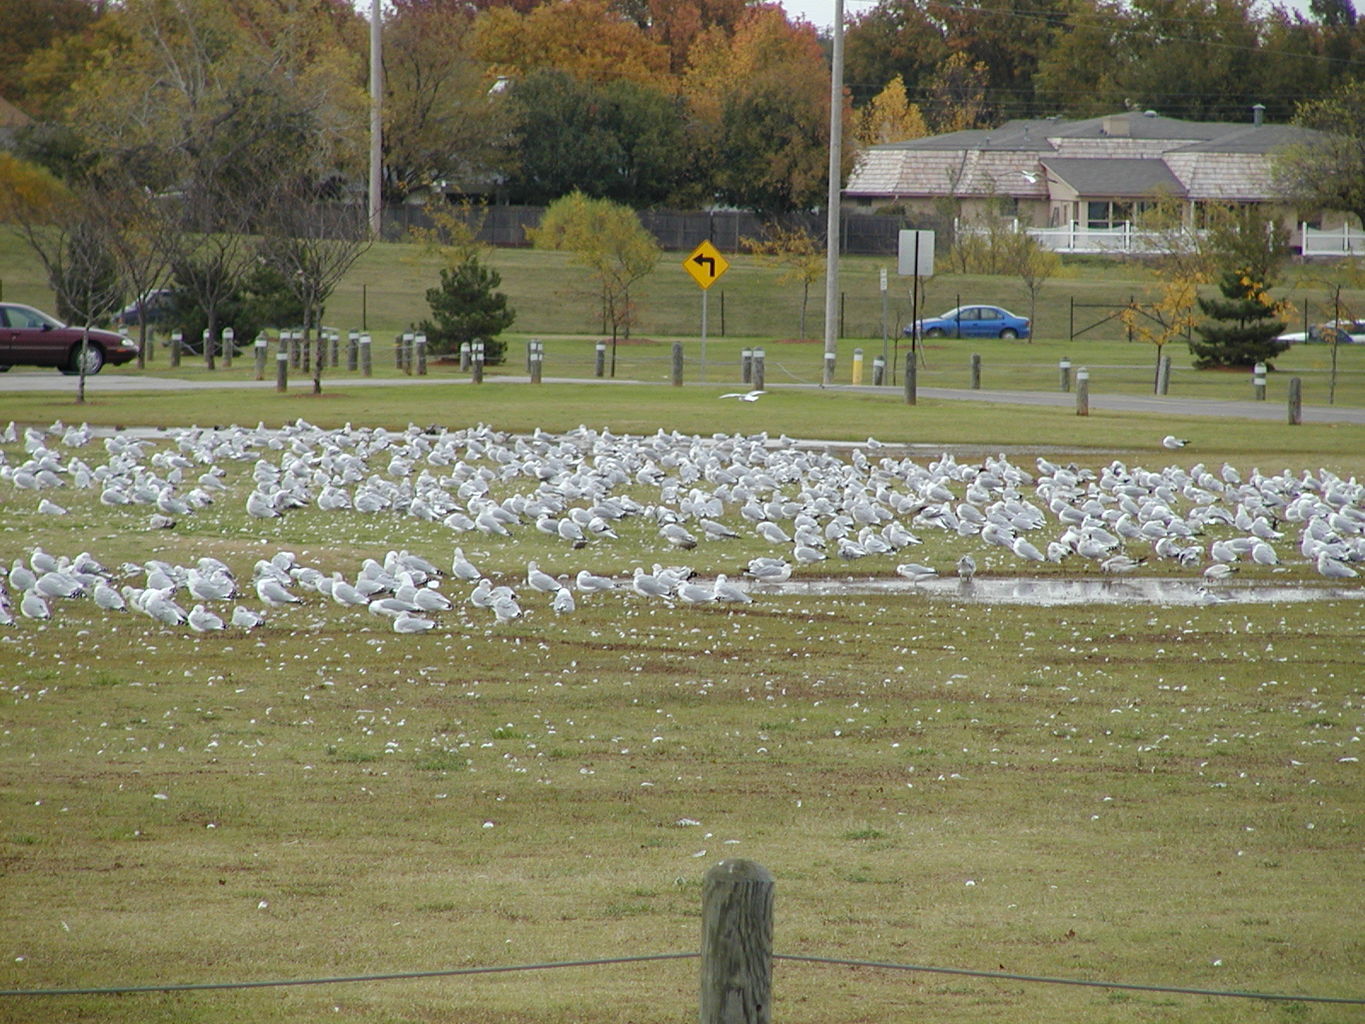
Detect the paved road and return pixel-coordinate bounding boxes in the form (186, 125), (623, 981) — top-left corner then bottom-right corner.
(1, 369), (1361, 424)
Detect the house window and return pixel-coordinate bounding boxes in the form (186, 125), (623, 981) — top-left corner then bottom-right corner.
(1087, 200), (1143, 229)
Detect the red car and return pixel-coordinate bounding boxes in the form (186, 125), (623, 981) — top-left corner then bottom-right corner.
(0, 302), (140, 375)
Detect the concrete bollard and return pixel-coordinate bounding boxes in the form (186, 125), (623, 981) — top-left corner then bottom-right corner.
(1059, 356), (1071, 392)
(970, 353), (982, 390)
(700, 860), (773, 1024)
(1287, 376), (1301, 424)
(741, 348), (753, 384)
(594, 341), (606, 378)
(904, 351), (917, 405)
(1076, 367), (1090, 416)
(348, 330), (359, 372)
(275, 348), (288, 392)
(752, 348), (766, 392)
(529, 339), (543, 384)
(671, 341), (684, 386)
(1253, 361), (1267, 401)
(359, 333), (372, 377)
(253, 334), (268, 380)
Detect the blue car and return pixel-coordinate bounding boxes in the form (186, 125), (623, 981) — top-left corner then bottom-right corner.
(905, 304), (1031, 340)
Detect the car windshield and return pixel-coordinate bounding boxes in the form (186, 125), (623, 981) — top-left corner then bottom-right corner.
(3, 304), (65, 330)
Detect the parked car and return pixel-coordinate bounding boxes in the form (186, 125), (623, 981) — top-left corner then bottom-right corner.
(904, 304), (1032, 340)
(115, 289), (176, 329)
(1276, 319), (1365, 345)
(0, 302), (139, 375)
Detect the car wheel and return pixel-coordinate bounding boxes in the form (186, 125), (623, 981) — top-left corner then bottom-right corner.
(65, 344), (105, 375)
(999, 328), (1019, 339)
(925, 328), (946, 338)
(0, 365), (10, 373)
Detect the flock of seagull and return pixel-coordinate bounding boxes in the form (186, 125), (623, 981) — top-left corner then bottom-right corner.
(1, 417), (1361, 634)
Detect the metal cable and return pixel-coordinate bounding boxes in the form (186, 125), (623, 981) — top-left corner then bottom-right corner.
(0, 953), (697, 998)
(774, 953), (1365, 1005)
(3, 950), (1360, 1005)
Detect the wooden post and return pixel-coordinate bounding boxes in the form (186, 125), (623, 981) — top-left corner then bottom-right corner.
(701, 859), (773, 1024)
(275, 348), (288, 393)
(359, 334), (372, 377)
(529, 340), (543, 384)
(594, 341), (606, 378)
(1287, 376), (1301, 424)
(970, 353), (981, 390)
(672, 341), (684, 387)
(169, 330), (182, 368)
(1076, 367), (1090, 416)
(752, 348), (765, 392)
(460, 341), (471, 372)
(348, 330), (359, 372)
(741, 348), (752, 384)
(253, 335), (268, 381)
(872, 355), (885, 387)
(222, 327), (234, 369)
(1059, 356), (1071, 392)
(1253, 361), (1267, 400)
(904, 350), (917, 405)
(1157, 355), (1172, 396)
(415, 333), (427, 376)
(472, 340), (484, 384)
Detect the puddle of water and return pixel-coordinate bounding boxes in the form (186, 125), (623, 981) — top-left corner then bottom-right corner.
(752, 576), (1362, 606)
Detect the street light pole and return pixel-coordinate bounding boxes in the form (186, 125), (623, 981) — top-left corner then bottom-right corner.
(821, 0), (844, 386)
(368, 0), (383, 239)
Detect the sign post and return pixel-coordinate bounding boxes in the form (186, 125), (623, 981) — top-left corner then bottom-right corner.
(898, 230), (935, 381)
(684, 240), (730, 384)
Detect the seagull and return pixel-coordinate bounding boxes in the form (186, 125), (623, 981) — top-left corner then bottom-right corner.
(574, 570), (616, 594)
(712, 574), (752, 603)
(956, 554), (976, 582)
(895, 562), (937, 583)
(718, 390), (765, 401)
(551, 587), (576, 613)
(526, 561), (562, 594)
(393, 611), (437, 633)
(231, 605), (265, 629)
(255, 576), (301, 607)
(1162, 435), (1190, 449)
(187, 604), (225, 632)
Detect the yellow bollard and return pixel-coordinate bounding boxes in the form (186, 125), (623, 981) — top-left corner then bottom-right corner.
(851, 347), (864, 386)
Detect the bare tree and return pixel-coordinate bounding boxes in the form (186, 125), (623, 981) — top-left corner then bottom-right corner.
(259, 195), (372, 395)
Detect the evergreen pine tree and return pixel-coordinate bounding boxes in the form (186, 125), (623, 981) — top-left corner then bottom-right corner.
(1188, 269), (1289, 369)
(420, 255), (515, 363)
(1188, 206), (1291, 370)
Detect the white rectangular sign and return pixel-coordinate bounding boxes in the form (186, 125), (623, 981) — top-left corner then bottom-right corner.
(897, 230), (935, 278)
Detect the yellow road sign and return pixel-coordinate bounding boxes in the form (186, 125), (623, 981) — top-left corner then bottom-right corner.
(683, 240), (730, 290)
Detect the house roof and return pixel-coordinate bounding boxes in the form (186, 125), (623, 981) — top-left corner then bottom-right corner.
(1041, 157), (1184, 198)
(0, 96), (32, 130)
(845, 110), (1319, 203)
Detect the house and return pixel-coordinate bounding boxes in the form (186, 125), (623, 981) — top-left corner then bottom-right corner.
(843, 109), (1353, 254)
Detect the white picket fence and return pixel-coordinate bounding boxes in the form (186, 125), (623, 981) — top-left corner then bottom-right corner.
(956, 219), (1363, 258)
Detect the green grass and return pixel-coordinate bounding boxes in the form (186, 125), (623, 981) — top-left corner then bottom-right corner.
(0, 230), (1362, 1024)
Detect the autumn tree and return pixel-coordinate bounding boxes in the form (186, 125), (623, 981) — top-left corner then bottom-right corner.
(843, 0), (948, 108)
(854, 74), (928, 148)
(527, 191), (661, 374)
(504, 70), (697, 206)
(742, 224), (825, 338)
(473, 0), (670, 87)
(687, 7), (852, 215)
(1280, 79), (1365, 231)
(0, 0), (101, 112)
(1121, 276), (1201, 392)
(382, 2), (515, 204)
(922, 51), (991, 134)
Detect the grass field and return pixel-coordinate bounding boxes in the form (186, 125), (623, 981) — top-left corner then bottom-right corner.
(1, 228), (1362, 1024)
